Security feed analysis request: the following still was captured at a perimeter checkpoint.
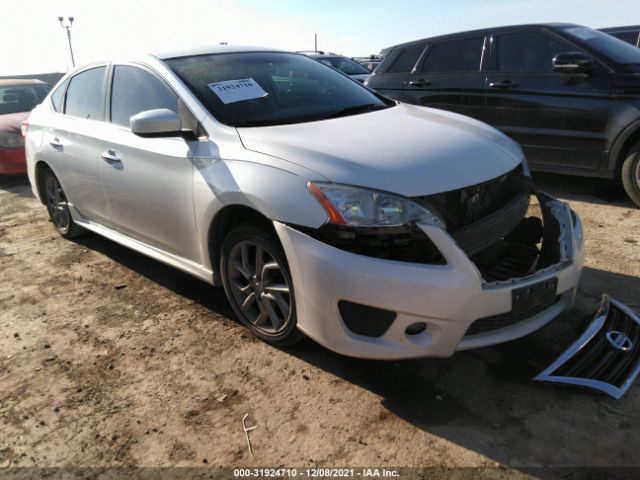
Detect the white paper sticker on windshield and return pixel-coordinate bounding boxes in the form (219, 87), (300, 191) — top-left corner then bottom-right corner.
(207, 78), (267, 104)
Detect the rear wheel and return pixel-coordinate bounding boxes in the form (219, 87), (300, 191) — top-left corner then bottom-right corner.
(220, 221), (303, 346)
(621, 141), (640, 207)
(41, 168), (83, 238)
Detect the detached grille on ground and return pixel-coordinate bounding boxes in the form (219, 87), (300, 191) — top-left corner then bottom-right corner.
(338, 300), (396, 337)
(535, 295), (640, 399)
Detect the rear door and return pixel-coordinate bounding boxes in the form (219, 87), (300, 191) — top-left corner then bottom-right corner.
(45, 65), (112, 226)
(485, 28), (612, 171)
(98, 64), (199, 260)
(402, 36), (487, 121)
(365, 42), (426, 101)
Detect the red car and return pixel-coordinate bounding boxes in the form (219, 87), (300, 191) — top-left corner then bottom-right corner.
(0, 79), (51, 174)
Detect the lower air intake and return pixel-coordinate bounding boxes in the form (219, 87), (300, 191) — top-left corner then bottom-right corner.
(338, 300), (396, 337)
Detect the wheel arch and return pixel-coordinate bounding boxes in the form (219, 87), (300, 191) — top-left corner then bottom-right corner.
(207, 204), (276, 285)
(610, 119), (640, 174)
(34, 160), (54, 205)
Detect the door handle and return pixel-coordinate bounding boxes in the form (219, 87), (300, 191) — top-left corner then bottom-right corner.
(49, 138), (63, 150)
(101, 149), (121, 164)
(409, 79), (432, 87)
(489, 80), (518, 89)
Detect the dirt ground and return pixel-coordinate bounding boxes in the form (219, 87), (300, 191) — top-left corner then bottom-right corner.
(0, 172), (639, 477)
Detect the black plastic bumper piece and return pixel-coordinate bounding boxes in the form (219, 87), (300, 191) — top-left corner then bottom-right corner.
(338, 300), (397, 337)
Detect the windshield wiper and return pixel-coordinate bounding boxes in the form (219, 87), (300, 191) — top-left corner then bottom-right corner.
(323, 103), (388, 119)
(235, 119), (282, 127)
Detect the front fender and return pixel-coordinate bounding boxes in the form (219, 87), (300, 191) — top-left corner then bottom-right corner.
(193, 158), (328, 270)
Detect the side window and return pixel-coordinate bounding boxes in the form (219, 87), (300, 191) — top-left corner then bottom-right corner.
(110, 66), (179, 128)
(50, 78), (70, 113)
(497, 32), (574, 73)
(387, 43), (426, 73)
(421, 38), (484, 73)
(65, 67), (106, 120)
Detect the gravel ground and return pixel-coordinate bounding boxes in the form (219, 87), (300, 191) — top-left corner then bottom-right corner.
(0, 173), (638, 478)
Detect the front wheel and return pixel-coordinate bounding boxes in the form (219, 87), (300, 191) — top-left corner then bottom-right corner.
(220, 221), (303, 346)
(621, 142), (640, 207)
(41, 168), (84, 238)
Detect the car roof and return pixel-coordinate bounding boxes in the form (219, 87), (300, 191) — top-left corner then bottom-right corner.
(384, 23), (583, 51)
(151, 44), (285, 60)
(599, 25), (640, 33)
(0, 79), (49, 87)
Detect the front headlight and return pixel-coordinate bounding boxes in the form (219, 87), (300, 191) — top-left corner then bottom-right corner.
(308, 182), (444, 227)
(0, 131), (25, 148)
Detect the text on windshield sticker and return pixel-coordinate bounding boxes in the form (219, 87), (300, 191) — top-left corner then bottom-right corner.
(207, 78), (268, 104)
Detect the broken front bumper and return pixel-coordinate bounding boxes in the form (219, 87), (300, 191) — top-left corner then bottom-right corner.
(275, 195), (584, 360)
(535, 295), (640, 399)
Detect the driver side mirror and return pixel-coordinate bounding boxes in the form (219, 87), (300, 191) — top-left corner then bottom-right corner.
(552, 52), (595, 74)
(130, 108), (188, 137)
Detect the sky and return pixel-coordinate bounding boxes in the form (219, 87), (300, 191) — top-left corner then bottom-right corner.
(3, 0), (640, 76)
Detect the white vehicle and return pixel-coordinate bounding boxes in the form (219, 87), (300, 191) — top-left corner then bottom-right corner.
(24, 46), (584, 359)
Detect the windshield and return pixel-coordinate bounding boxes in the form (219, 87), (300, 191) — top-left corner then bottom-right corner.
(563, 26), (640, 65)
(0, 84), (51, 115)
(317, 56), (371, 75)
(166, 52), (390, 127)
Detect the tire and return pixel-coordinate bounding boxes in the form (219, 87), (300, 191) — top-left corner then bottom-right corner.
(220, 221), (303, 347)
(41, 168), (84, 238)
(621, 141), (640, 208)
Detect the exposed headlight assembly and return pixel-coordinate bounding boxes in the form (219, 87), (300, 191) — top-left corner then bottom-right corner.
(307, 182), (445, 264)
(0, 131), (25, 148)
(308, 182), (444, 228)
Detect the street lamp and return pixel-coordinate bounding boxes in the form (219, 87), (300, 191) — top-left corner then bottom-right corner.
(58, 16), (75, 68)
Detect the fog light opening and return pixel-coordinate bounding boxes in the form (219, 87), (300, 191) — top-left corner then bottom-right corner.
(405, 322), (427, 336)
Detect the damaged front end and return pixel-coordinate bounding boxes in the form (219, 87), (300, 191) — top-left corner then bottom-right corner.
(303, 165), (581, 285)
(414, 165), (579, 285)
(535, 295), (640, 399)
(278, 164), (584, 359)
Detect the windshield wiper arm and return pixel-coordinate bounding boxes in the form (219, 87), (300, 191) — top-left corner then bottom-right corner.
(323, 103), (387, 119)
(236, 119), (281, 127)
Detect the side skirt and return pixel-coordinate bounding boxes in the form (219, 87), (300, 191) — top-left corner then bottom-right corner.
(75, 219), (216, 286)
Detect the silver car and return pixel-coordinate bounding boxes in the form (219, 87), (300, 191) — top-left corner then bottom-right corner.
(24, 46), (584, 359)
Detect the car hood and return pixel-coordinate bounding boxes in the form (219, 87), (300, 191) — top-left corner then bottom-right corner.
(237, 104), (524, 197)
(0, 111), (29, 132)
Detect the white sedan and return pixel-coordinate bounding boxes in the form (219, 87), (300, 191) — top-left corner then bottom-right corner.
(23, 45), (584, 359)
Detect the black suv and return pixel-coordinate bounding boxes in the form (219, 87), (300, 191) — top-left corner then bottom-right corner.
(365, 23), (640, 206)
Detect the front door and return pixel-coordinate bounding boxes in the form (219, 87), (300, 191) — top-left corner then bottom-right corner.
(99, 64), (199, 260)
(485, 29), (612, 171)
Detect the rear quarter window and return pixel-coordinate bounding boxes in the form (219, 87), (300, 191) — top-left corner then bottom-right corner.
(50, 78), (70, 113)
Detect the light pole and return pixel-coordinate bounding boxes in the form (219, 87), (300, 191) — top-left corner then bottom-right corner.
(58, 16), (75, 68)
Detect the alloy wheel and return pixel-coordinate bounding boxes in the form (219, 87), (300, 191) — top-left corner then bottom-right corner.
(226, 240), (292, 335)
